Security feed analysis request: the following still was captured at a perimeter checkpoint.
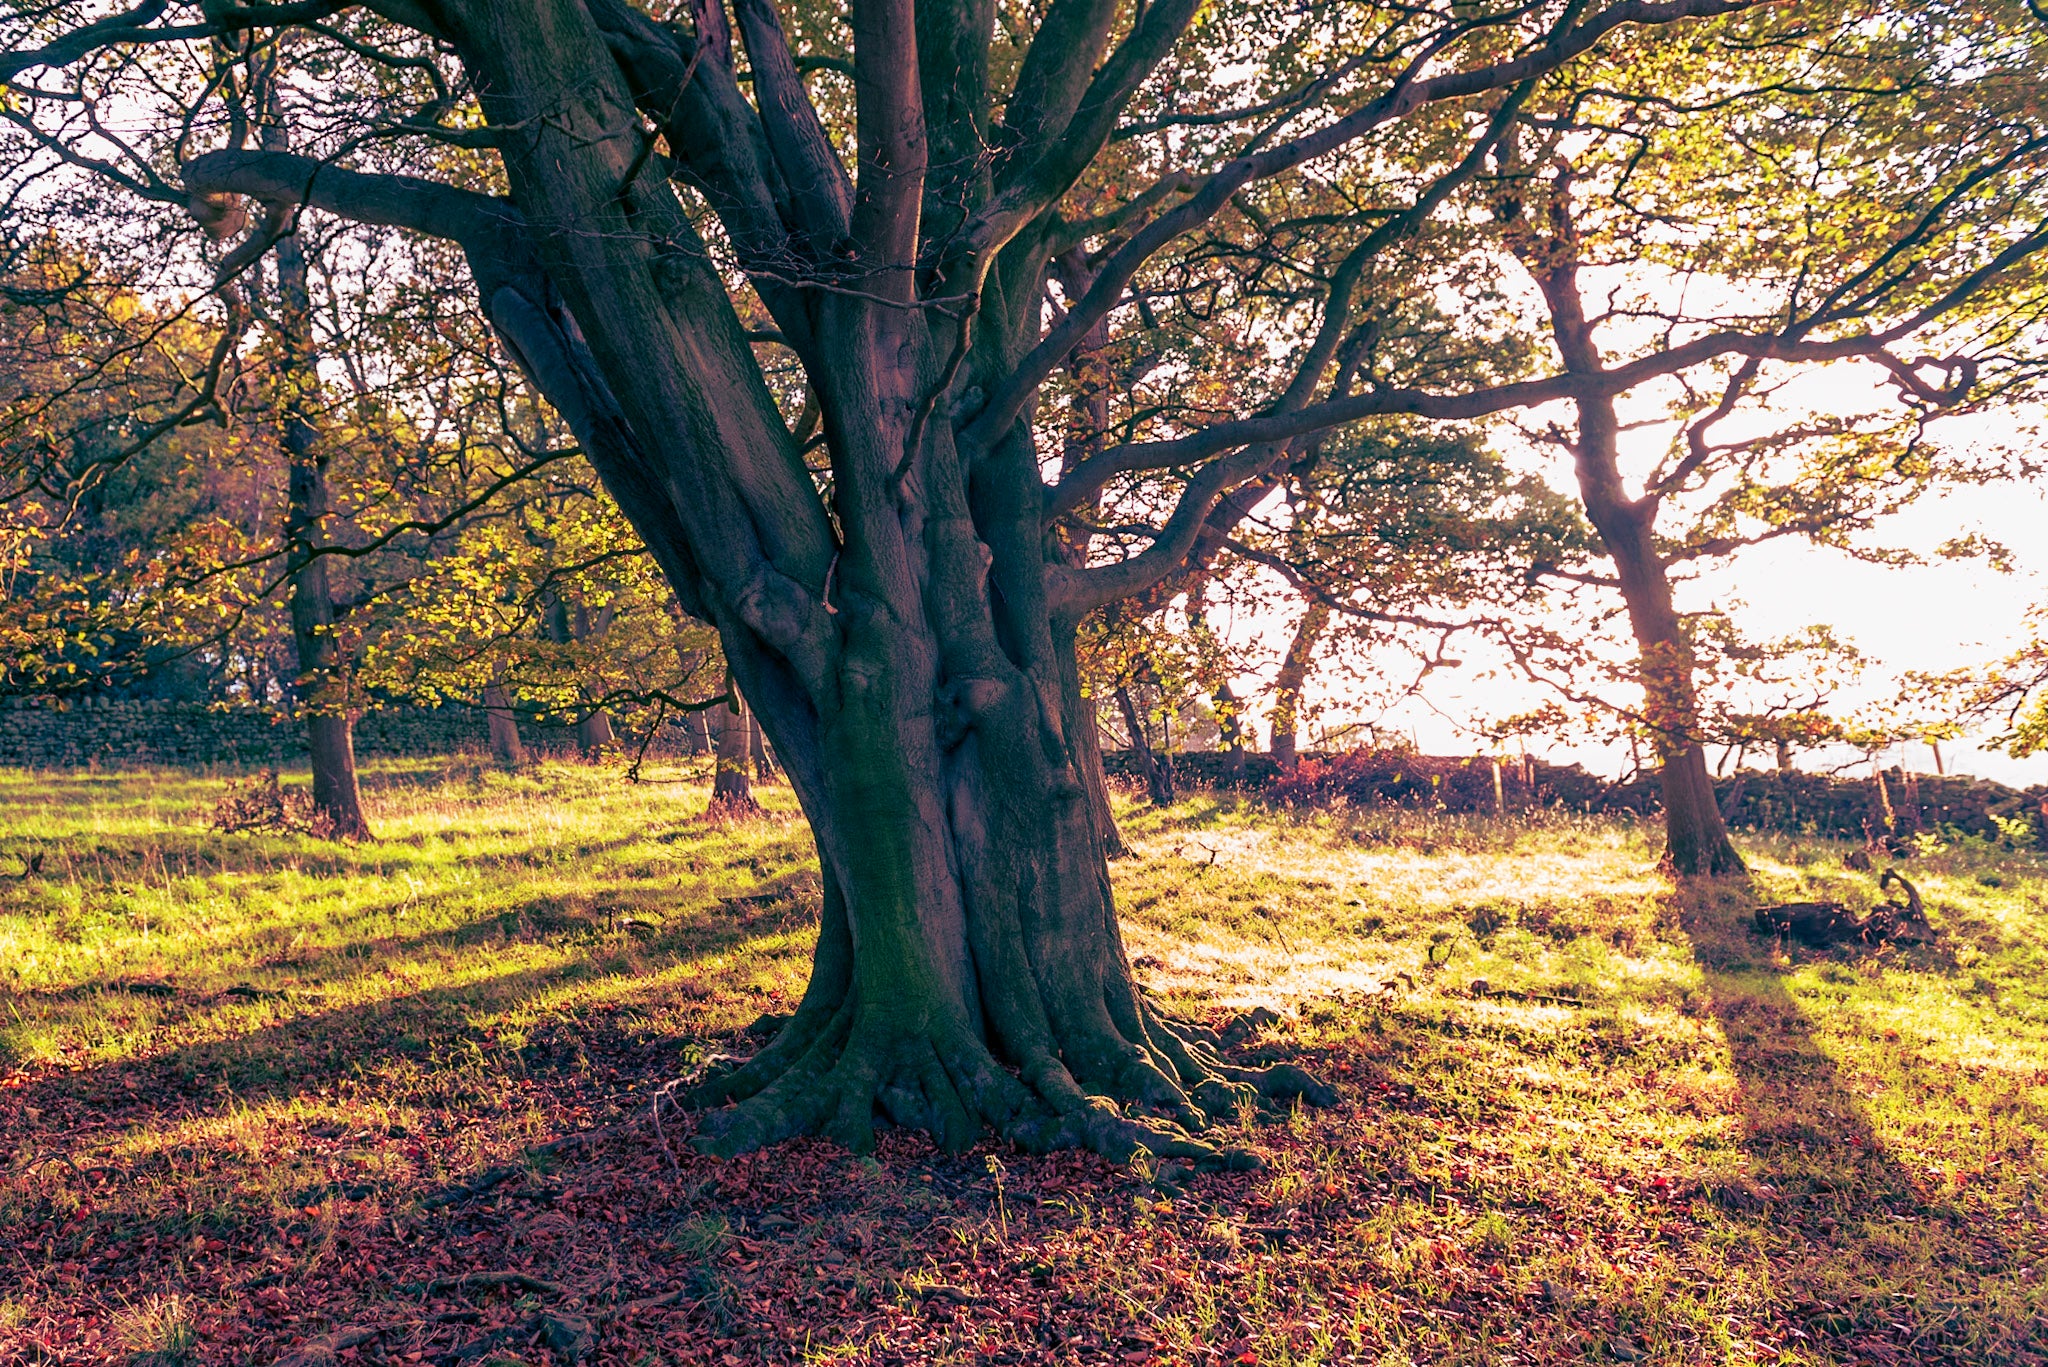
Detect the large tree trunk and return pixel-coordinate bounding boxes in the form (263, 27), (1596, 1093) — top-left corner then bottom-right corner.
(1269, 600), (1328, 770)
(272, 222), (370, 841)
(1508, 194), (1741, 877)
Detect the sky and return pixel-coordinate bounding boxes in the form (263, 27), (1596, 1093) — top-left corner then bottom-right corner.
(1274, 373), (2048, 790)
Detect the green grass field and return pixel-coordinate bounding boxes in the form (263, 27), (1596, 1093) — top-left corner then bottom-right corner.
(1, 759), (2044, 1365)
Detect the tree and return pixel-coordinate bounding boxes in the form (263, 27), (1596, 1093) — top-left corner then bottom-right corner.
(706, 678), (765, 817)
(1221, 422), (1586, 768)
(1472, 10), (2048, 872)
(359, 457), (729, 759)
(9, 0), (2047, 1159)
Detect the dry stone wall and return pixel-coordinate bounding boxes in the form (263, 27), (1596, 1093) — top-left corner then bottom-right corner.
(0, 698), (498, 769)
(1103, 747), (2048, 843)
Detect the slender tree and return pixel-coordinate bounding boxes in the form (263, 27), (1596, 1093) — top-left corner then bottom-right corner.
(259, 135), (374, 837)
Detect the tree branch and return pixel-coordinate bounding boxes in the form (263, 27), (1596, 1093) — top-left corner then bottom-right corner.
(965, 0), (1760, 449)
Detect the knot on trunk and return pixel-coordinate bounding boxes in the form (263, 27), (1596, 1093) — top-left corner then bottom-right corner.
(934, 676), (1008, 749)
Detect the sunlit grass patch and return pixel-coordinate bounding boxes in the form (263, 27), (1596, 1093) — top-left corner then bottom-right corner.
(3, 765), (2046, 1364)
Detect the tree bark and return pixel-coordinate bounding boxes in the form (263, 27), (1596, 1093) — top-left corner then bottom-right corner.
(272, 213), (370, 841)
(484, 681), (527, 766)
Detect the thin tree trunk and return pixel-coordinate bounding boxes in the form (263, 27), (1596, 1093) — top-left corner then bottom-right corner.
(1269, 600), (1328, 770)
(573, 602), (615, 752)
(1115, 683), (1175, 806)
(543, 595), (615, 755)
(749, 710), (774, 780)
(1218, 683), (1246, 786)
(1583, 465), (1738, 875)
(1508, 190), (1740, 876)
(683, 709), (712, 757)
(1870, 763), (1897, 840)
(1896, 766), (1922, 834)
(272, 201), (369, 841)
(484, 681), (527, 766)
(1063, 625), (1128, 857)
(578, 709), (615, 753)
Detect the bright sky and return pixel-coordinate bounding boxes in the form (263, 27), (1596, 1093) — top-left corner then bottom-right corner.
(1278, 378), (2048, 789)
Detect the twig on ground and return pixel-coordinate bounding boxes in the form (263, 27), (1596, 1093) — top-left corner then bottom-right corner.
(418, 1165), (519, 1210)
(649, 1078), (686, 1178)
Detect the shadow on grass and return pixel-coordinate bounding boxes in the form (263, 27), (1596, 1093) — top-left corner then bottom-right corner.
(1673, 878), (2036, 1364)
(5, 896), (818, 1159)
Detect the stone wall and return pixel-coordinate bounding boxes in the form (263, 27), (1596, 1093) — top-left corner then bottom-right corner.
(1103, 746), (2048, 843)
(0, 698), (558, 769)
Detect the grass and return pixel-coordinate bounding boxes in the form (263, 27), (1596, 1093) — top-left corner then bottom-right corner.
(2, 758), (2045, 1365)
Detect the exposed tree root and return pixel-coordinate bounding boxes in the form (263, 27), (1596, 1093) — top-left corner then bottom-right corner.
(682, 986), (1336, 1167)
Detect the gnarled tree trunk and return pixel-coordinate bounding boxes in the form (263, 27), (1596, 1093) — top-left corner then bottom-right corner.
(184, 0), (1337, 1163)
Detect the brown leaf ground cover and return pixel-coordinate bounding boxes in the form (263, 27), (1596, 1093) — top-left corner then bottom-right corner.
(2, 759), (2045, 1365)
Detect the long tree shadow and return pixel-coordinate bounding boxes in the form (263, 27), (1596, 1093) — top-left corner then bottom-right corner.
(12, 869), (815, 1044)
(4, 895), (818, 1169)
(1673, 878), (2039, 1365)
